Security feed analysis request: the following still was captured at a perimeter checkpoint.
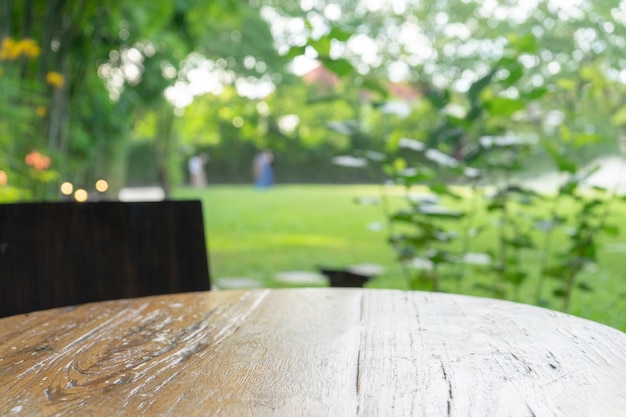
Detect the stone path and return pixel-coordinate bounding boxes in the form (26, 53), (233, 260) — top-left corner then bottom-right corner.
(274, 271), (327, 285)
(212, 277), (262, 290)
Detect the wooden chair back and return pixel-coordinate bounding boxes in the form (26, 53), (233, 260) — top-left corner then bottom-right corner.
(0, 200), (211, 317)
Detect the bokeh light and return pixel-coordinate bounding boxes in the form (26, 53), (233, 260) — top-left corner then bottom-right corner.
(95, 179), (109, 192)
(60, 181), (73, 195)
(0, 170), (7, 185)
(74, 188), (88, 202)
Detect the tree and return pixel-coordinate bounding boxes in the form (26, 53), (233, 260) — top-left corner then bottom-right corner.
(1, 0), (247, 200)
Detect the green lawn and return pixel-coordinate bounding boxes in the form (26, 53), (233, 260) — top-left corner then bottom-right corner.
(173, 184), (626, 332)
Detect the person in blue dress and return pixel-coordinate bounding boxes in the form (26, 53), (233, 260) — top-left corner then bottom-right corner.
(253, 149), (274, 188)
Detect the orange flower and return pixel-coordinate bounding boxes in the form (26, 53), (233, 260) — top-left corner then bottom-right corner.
(46, 71), (65, 88)
(25, 150), (51, 171)
(0, 170), (7, 185)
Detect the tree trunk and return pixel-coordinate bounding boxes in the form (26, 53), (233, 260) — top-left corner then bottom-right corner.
(155, 106), (174, 197)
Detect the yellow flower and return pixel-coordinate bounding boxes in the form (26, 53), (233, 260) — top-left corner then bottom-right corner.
(0, 37), (41, 60)
(18, 39), (40, 58)
(0, 37), (18, 60)
(36, 106), (47, 117)
(46, 71), (65, 88)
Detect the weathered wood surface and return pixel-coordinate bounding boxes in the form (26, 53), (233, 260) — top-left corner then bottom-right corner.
(1, 288), (625, 416)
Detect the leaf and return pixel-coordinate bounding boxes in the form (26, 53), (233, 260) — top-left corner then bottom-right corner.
(309, 37), (332, 56)
(484, 97), (525, 117)
(510, 33), (538, 54)
(430, 124), (465, 147)
(393, 157), (407, 172)
(284, 45), (307, 59)
(361, 77), (389, 99)
(390, 211), (414, 223)
(573, 133), (602, 146)
(558, 125), (573, 143)
(424, 84), (450, 108)
(502, 184), (539, 196)
(542, 141), (577, 173)
(320, 57), (353, 77)
(416, 205), (464, 219)
(328, 26), (352, 42)
(446, 114), (471, 129)
(501, 63), (524, 88)
(486, 200), (505, 211)
(577, 281), (593, 292)
(468, 70), (496, 102)
(543, 265), (569, 279)
(524, 86), (548, 100)
(504, 271), (527, 285)
(465, 104), (483, 122)
(429, 183), (462, 199)
(583, 243), (597, 261)
(425, 249), (456, 265)
(397, 169), (435, 185)
(612, 105), (626, 126)
(580, 66), (604, 83)
(602, 224), (620, 236)
(504, 235), (535, 249)
(559, 180), (578, 195)
(556, 78), (577, 91)
(582, 199), (603, 213)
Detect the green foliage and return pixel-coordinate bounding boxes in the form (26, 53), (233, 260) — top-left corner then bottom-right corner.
(0, 36), (57, 201)
(313, 32), (626, 313)
(173, 184), (626, 331)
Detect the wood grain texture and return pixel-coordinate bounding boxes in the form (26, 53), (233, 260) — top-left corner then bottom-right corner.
(1, 289), (625, 416)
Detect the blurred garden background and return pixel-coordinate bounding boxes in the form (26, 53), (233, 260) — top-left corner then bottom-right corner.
(2, 1), (626, 330)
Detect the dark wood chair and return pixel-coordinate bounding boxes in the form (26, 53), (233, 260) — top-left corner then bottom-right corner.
(0, 200), (211, 317)
(318, 267), (372, 288)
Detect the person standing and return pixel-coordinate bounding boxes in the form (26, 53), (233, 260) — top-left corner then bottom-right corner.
(188, 153), (208, 188)
(253, 149), (274, 188)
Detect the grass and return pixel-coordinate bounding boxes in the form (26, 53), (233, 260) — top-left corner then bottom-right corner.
(173, 184), (626, 332)
(174, 184), (405, 286)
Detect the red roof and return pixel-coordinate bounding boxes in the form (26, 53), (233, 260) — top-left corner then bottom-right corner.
(301, 64), (339, 90)
(301, 64), (420, 102)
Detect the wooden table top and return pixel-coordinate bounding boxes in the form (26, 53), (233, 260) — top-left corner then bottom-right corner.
(1, 288), (625, 416)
